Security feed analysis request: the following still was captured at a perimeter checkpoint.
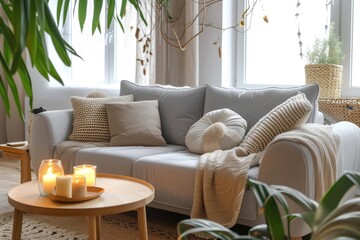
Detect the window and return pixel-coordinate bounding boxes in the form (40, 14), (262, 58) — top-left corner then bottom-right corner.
(350, 0), (360, 87)
(235, 0), (330, 87)
(232, 0), (360, 96)
(48, 1), (137, 88)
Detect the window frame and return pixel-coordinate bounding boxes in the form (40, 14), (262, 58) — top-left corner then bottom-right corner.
(232, 0), (360, 97)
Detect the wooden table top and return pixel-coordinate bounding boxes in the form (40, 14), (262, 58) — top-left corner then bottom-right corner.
(0, 143), (29, 154)
(8, 173), (155, 216)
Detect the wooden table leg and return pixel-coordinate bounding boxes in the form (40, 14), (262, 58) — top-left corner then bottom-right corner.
(12, 209), (23, 240)
(88, 216), (97, 240)
(137, 206), (148, 240)
(96, 216), (101, 240)
(20, 153), (32, 183)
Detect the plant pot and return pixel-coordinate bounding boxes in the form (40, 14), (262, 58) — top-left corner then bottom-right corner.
(305, 64), (343, 99)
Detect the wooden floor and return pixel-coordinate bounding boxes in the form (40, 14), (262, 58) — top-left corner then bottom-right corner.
(0, 155), (37, 214)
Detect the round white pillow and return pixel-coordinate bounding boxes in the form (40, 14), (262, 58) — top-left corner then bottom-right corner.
(185, 108), (247, 154)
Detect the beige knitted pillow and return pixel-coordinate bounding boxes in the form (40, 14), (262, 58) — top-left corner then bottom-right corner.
(69, 95), (134, 142)
(238, 93), (312, 155)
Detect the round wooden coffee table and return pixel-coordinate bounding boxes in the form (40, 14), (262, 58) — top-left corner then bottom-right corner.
(8, 173), (155, 240)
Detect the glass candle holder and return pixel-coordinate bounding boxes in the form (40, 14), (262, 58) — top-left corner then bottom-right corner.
(71, 174), (87, 198)
(38, 159), (64, 196)
(73, 164), (97, 186)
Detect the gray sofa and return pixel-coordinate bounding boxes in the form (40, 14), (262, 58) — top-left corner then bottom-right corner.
(30, 80), (360, 235)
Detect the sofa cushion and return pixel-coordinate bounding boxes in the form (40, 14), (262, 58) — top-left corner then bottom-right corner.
(105, 100), (166, 146)
(238, 93), (313, 155)
(54, 141), (187, 175)
(120, 80), (207, 145)
(185, 108), (247, 154)
(69, 95), (134, 142)
(204, 84), (319, 131)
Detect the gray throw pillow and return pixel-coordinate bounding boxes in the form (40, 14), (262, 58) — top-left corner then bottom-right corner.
(105, 100), (166, 146)
(203, 84), (319, 132)
(120, 80), (207, 145)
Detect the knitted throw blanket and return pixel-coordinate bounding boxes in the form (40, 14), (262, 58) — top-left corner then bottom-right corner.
(191, 124), (340, 227)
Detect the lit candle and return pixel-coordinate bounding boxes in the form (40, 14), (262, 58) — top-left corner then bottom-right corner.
(73, 165), (97, 186)
(42, 168), (57, 194)
(71, 174), (87, 198)
(56, 175), (72, 198)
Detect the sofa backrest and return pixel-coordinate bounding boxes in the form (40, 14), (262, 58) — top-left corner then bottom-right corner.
(203, 84), (320, 131)
(120, 80), (207, 145)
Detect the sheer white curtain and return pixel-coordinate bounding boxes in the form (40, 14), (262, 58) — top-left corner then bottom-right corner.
(152, 0), (199, 87)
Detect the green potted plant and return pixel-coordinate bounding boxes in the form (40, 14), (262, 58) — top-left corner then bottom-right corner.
(305, 23), (345, 99)
(177, 171), (360, 239)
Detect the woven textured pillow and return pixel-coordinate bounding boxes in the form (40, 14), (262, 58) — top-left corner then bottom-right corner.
(238, 93), (312, 155)
(185, 108), (247, 154)
(69, 95), (134, 142)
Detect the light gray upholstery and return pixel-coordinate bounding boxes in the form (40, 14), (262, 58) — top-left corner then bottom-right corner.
(120, 80), (207, 145)
(204, 84), (320, 131)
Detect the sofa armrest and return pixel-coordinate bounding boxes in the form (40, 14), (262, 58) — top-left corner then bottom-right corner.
(258, 141), (316, 199)
(29, 109), (73, 176)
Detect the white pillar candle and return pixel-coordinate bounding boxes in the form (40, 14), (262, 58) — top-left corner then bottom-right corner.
(73, 165), (97, 186)
(56, 175), (72, 198)
(42, 172), (57, 194)
(71, 174), (87, 198)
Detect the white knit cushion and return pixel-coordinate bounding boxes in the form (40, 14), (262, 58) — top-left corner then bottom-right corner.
(185, 108), (247, 154)
(238, 92), (312, 155)
(69, 95), (134, 142)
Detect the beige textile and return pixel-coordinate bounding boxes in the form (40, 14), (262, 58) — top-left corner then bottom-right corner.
(105, 100), (166, 146)
(54, 141), (108, 173)
(69, 95), (133, 142)
(265, 123), (340, 201)
(191, 124), (340, 227)
(239, 92), (312, 155)
(191, 148), (258, 227)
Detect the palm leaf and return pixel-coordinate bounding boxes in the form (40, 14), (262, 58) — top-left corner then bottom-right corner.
(78, 0), (88, 31)
(11, 0), (28, 74)
(92, 0), (103, 34)
(0, 76), (11, 116)
(107, 0), (116, 28)
(0, 54), (24, 120)
(44, 3), (72, 66)
(26, 1), (38, 66)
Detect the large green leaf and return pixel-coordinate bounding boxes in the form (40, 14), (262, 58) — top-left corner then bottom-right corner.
(92, 0), (103, 34)
(78, 0), (88, 31)
(107, 0), (116, 28)
(44, 3), (72, 67)
(0, 76), (11, 116)
(0, 54), (24, 119)
(11, 0), (28, 74)
(177, 219), (253, 240)
(26, 1), (38, 66)
(313, 172), (360, 229)
(311, 212), (360, 240)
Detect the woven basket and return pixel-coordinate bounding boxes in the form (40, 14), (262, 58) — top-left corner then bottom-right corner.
(305, 64), (343, 99)
(318, 98), (360, 126)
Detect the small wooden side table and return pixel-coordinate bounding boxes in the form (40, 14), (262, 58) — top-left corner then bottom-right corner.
(8, 174), (155, 240)
(0, 142), (31, 183)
